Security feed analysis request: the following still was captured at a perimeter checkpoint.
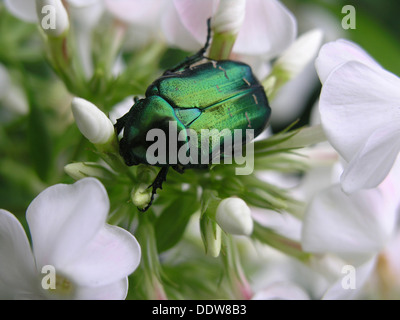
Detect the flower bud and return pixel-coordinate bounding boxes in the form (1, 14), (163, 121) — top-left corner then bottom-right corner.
(36, 0), (70, 37)
(212, 0), (246, 35)
(131, 184), (153, 211)
(200, 215), (222, 258)
(64, 162), (115, 181)
(216, 198), (253, 236)
(131, 165), (158, 211)
(209, 0), (246, 60)
(71, 97), (115, 145)
(274, 29), (324, 80)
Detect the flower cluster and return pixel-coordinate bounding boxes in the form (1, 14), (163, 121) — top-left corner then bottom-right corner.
(0, 0), (399, 300)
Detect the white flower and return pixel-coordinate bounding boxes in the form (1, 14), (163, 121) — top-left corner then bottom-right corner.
(4, 0), (97, 22)
(316, 39), (400, 193)
(216, 198), (253, 236)
(4, 1), (104, 77)
(212, 0), (246, 35)
(71, 97), (115, 145)
(0, 178), (141, 300)
(302, 159), (400, 299)
(266, 29), (323, 124)
(3, 0), (38, 22)
(103, 0), (165, 28)
(35, 0), (70, 36)
(252, 282), (310, 300)
(274, 29), (323, 81)
(163, 0), (297, 57)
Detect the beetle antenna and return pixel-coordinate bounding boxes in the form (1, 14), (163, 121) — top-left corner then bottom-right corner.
(198, 18), (212, 57)
(138, 166), (169, 212)
(164, 18), (212, 74)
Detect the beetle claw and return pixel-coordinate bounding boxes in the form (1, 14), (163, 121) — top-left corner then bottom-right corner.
(138, 167), (169, 212)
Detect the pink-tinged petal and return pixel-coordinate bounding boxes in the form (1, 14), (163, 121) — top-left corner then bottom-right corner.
(319, 61), (400, 163)
(380, 231), (400, 287)
(61, 224), (141, 287)
(4, 0), (37, 22)
(252, 282), (309, 300)
(161, 2), (203, 51)
(104, 0), (166, 27)
(341, 125), (400, 193)
(172, 0), (216, 46)
(316, 39), (381, 84)
(302, 184), (397, 258)
(322, 257), (376, 300)
(234, 0), (297, 56)
(74, 278), (129, 300)
(0, 210), (37, 299)
(26, 178), (109, 270)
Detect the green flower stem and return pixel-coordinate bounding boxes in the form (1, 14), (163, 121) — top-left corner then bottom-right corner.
(90, 20), (127, 95)
(136, 215), (168, 300)
(262, 66), (291, 100)
(208, 32), (237, 60)
(95, 136), (136, 182)
(221, 234), (252, 299)
(274, 125), (327, 149)
(46, 33), (86, 95)
(252, 222), (312, 262)
(200, 189), (221, 220)
(200, 190), (222, 257)
(256, 125), (327, 155)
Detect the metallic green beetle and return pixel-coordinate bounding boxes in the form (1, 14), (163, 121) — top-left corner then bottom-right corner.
(115, 20), (271, 211)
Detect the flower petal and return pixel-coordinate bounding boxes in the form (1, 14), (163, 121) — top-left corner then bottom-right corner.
(26, 178), (110, 269)
(302, 184), (397, 259)
(74, 278), (129, 300)
(319, 60), (400, 163)
(252, 209), (302, 242)
(68, 0), (99, 7)
(252, 282), (309, 300)
(4, 0), (37, 23)
(234, 0), (297, 56)
(316, 39), (382, 84)
(341, 125), (400, 193)
(0, 210), (37, 299)
(172, 0), (216, 47)
(322, 257), (376, 300)
(104, 0), (166, 27)
(381, 231), (400, 287)
(161, 2), (203, 51)
(61, 224), (141, 287)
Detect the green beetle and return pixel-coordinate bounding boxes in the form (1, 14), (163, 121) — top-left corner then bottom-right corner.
(115, 19), (271, 211)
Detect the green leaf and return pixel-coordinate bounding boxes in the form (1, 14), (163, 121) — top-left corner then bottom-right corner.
(155, 194), (200, 253)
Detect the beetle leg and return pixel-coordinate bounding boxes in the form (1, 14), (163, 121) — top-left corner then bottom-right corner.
(171, 165), (185, 174)
(139, 166), (170, 212)
(164, 18), (212, 74)
(114, 113), (130, 135)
